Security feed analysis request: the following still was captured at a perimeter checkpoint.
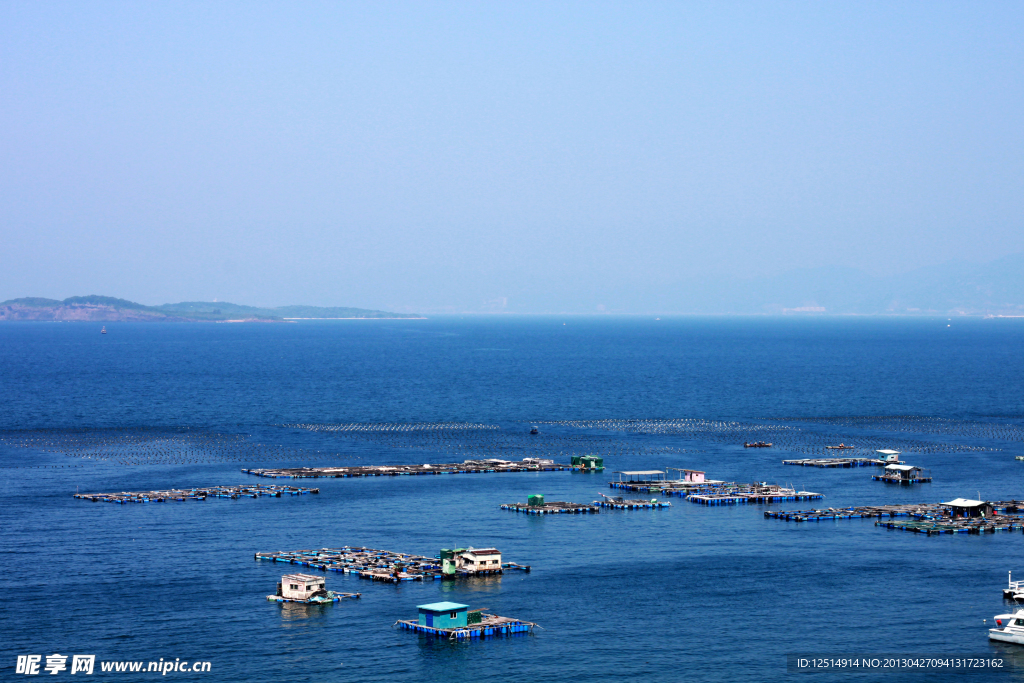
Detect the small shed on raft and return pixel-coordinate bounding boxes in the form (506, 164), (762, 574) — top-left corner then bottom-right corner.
(279, 573), (326, 600)
(418, 602), (469, 629)
(667, 468), (705, 483)
(615, 470), (666, 483)
(943, 498), (995, 518)
(884, 464), (922, 480)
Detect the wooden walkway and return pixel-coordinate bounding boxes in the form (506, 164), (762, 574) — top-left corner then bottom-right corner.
(501, 502), (599, 515)
(75, 484), (318, 504)
(243, 459), (569, 479)
(255, 546), (525, 580)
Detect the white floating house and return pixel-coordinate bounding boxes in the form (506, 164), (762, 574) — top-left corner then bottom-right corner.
(279, 573), (325, 600)
(875, 449), (902, 463)
(943, 498), (995, 518)
(459, 548), (502, 573)
(267, 573), (360, 604)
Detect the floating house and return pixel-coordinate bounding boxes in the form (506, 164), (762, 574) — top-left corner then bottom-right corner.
(440, 547), (503, 576)
(614, 470), (667, 485)
(571, 455), (605, 471)
(460, 548), (502, 573)
(944, 498), (995, 518)
(396, 602), (536, 639)
(872, 464), (931, 485)
(875, 449), (902, 463)
(267, 573), (360, 603)
(418, 602), (469, 629)
(667, 468), (705, 483)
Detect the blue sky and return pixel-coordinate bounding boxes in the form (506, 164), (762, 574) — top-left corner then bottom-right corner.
(2, 2), (1022, 312)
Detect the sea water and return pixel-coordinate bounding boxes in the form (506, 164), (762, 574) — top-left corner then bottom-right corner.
(1, 316), (1023, 682)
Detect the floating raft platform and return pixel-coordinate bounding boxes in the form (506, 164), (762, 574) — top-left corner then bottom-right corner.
(501, 501), (599, 515)
(687, 490), (823, 505)
(243, 458), (569, 479)
(267, 591), (360, 603)
(255, 546), (523, 581)
(766, 500), (1024, 523)
(783, 458), (899, 468)
(396, 613), (535, 640)
(609, 480), (728, 494)
(871, 474), (932, 484)
(595, 499), (672, 509)
(876, 518), (1024, 535)
(74, 484), (318, 504)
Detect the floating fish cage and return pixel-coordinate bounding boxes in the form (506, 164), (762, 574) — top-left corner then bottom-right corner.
(766, 500), (1024, 525)
(687, 489), (823, 505)
(500, 502), (599, 515)
(74, 484), (318, 504)
(267, 592), (360, 603)
(876, 518), (1024, 535)
(255, 546), (526, 581)
(396, 614), (535, 640)
(782, 458), (898, 468)
(595, 495), (671, 509)
(871, 474), (932, 484)
(242, 458), (570, 479)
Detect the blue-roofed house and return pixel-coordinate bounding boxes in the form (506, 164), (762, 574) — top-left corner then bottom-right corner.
(417, 602), (469, 629)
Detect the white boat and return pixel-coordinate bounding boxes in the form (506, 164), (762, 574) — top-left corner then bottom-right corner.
(990, 607), (1024, 644)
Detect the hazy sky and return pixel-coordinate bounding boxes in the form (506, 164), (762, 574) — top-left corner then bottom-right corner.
(2, 2), (1022, 312)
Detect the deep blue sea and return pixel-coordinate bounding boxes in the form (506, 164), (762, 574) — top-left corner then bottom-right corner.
(2, 316), (1024, 682)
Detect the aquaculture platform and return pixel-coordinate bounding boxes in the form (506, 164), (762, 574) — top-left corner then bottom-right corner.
(501, 501), (599, 514)
(595, 494), (671, 509)
(74, 484), (318, 504)
(687, 490), (823, 505)
(255, 546), (526, 580)
(267, 591), (360, 604)
(766, 500), (1024, 524)
(595, 500), (672, 509)
(872, 474), (932, 484)
(783, 458), (898, 468)
(609, 480), (727, 495)
(876, 518), (1024, 535)
(396, 613), (535, 639)
(243, 458), (569, 479)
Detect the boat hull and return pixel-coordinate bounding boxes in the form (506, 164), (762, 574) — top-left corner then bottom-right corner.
(989, 628), (1024, 645)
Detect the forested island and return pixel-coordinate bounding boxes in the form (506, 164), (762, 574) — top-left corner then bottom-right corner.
(0, 296), (422, 322)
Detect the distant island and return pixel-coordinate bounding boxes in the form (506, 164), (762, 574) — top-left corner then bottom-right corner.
(0, 296), (423, 322)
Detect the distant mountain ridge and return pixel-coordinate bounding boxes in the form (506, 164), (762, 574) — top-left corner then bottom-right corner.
(0, 295), (422, 321)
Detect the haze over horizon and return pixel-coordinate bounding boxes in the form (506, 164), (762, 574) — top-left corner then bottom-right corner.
(2, 2), (1022, 314)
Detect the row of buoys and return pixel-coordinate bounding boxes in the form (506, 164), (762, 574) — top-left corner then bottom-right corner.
(531, 417), (997, 455)
(0, 428), (331, 465)
(283, 422), (499, 432)
(772, 415), (1024, 442)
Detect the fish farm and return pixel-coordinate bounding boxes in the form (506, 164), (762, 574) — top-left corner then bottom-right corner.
(267, 592), (361, 603)
(766, 500), (1024, 527)
(501, 501), (600, 514)
(594, 494), (672, 509)
(608, 478), (822, 505)
(877, 517), (1024, 535)
(782, 457), (897, 467)
(255, 546), (530, 581)
(395, 611), (536, 640)
(73, 484), (319, 503)
(687, 487), (823, 505)
(242, 458), (569, 478)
